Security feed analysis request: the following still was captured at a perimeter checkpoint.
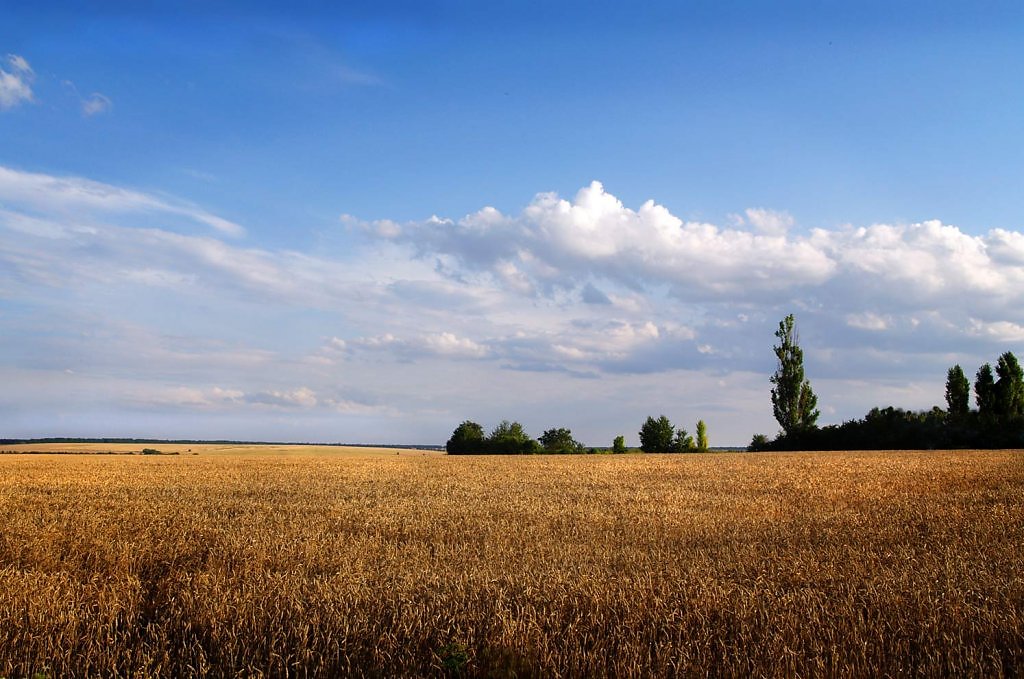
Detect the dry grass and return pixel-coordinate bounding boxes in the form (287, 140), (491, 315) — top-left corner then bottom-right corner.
(0, 449), (1021, 677)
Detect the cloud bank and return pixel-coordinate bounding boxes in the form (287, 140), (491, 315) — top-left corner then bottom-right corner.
(2, 167), (1023, 444)
(363, 181), (1024, 321)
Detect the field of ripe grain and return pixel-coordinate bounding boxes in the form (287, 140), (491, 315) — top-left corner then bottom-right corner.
(1, 450), (1022, 677)
(0, 441), (442, 457)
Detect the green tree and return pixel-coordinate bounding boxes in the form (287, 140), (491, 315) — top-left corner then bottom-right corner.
(612, 435), (627, 454)
(944, 364), (970, 417)
(446, 420), (485, 455)
(539, 427), (584, 454)
(770, 314), (820, 436)
(748, 433), (770, 452)
(994, 351), (1024, 419)
(975, 363), (996, 417)
(695, 419), (708, 451)
(639, 415), (675, 453)
(673, 427), (694, 453)
(488, 420), (537, 454)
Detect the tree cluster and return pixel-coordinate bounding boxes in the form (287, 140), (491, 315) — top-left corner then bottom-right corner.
(446, 420), (585, 455)
(752, 343), (1024, 451)
(637, 415), (708, 453)
(446, 417), (709, 455)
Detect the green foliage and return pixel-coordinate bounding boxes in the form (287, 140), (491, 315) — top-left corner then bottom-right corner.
(994, 351), (1024, 419)
(748, 433), (770, 452)
(673, 427), (694, 453)
(770, 314), (819, 436)
(975, 363), (996, 417)
(945, 365), (970, 417)
(488, 420), (537, 455)
(446, 420), (537, 455)
(761, 350), (1024, 453)
(446, 421), (485, 455)
(539, 427), (584, 454)
(695, 420), (708, 451)
(612, 435), (627, 454)
(141, 448), (161, 455)
(639, 415), (676, 453)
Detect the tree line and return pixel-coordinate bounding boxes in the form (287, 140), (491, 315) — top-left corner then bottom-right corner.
(447, 421), (583, 455)
(751, 315), (1024, 451)
(447, 417), (709, 455)
(447, 312), (1022, 455)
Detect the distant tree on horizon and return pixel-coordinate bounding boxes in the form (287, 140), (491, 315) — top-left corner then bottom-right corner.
(612, 435), (627, 454)
(975, 363), (996, 418)
(994, 351), (1024, 419)
(539, 427), (584, 454)
(770, 314), (819, 437)
(696, 420), (709, 451)
(639, 415), (675, 453)
(748, 433), (770, 451)
(945, 364), (971, 417)
(446, 420), (485, 455)
(489, 420), (537, 454)
(673, 427), (694, 453)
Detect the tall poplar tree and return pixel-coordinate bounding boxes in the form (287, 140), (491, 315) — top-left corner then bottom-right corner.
(975, 363), (996, 417)
(994, 351), (1024, 418)
(695, 420), (708, 451)
(944, 364), (970, 417)
(770, 314), (819, 436)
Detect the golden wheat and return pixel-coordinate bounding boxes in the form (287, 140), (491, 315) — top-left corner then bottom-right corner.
(0, 450), (1021, 677)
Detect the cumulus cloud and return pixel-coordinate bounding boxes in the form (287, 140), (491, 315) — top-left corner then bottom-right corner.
(741, 208), (794, 236)
(0, 54), (34, 110)
(6, 171), (1024, 444)
(360, 182), (1024, 326)
(364, 181), (837, 299)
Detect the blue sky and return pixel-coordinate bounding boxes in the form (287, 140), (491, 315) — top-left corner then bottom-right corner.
(2, 2), (1023, 445)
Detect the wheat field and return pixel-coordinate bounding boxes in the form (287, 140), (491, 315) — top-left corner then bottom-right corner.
(0, 449), (1021, 677)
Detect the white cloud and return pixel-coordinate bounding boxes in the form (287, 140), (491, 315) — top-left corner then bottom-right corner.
(368, 181), (836, 299)
(968, 319), (1024, 344)
(349, 332), (491, 360)
(81, 92), (113, 116)
(421, 332), (489, 358)
(324, 398), (396, 416)
(361, 183), (1024, 326)
(0, 165), (245, 237)
(246, 387), (318, 408)
(846, 312), (889, 331)
(743, 208), (794, 236)
(0, 54), (34, 110)
(126, 385), (245, 409)
(6, 171), (1024, 445)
